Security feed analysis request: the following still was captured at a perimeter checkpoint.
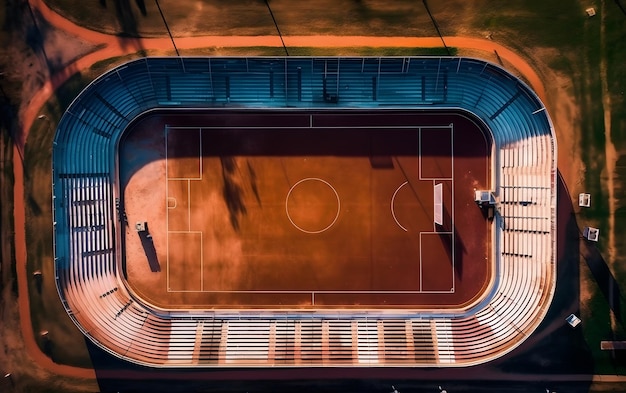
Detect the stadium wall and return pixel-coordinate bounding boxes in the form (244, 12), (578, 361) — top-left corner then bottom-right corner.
(52, 57), (556, 367)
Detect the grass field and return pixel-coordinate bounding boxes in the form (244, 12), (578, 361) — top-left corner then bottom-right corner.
(10, 0), (626, 389)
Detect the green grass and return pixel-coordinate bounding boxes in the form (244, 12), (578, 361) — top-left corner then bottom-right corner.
(604, 1), (626, 291)
(580, 270), (626, 375)
(605, 2), (626, 147)
(45, 0), (437, 37)
(579, 12), (608, 205)
(576, 3), (626, 334)
(471, 0), (585, 49)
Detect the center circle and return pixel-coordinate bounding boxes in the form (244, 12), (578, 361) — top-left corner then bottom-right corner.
(285, 178), (340, 234)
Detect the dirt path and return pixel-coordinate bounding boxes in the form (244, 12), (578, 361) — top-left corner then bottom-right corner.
(13, 0), (550, 381)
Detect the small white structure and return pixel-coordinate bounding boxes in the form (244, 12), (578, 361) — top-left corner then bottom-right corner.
(135, 221), (146, 232)
(583, 226), (599, 242)
(434, 183), (443, 226)
(578, 193), (591, 207)
(586, 7), (596, 17)
(474, 190), (496, 206)
(566, 313), (581, 328)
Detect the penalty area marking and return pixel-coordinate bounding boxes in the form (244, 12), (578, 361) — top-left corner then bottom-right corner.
(285, 177), (341, 234)
(391, 181), (409, 232)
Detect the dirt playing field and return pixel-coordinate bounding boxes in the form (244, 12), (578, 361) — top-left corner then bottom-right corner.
(119, 109), (492, 310)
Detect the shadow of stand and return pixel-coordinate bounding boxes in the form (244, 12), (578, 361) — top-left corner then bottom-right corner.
(580, 235), (625, 324)
(482, 170), (594, 388)
(138, 222), (160, 272)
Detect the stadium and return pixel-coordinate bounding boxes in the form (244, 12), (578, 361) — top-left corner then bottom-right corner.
(52, 56), (556, 368)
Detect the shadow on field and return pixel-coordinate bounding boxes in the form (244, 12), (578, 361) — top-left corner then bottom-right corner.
(580, 231), (626, 324)
(221, 156), (247, 232)
(576, 174), (626, 327)
(138, 222), (160, 272)
(437, 200), (466, 278)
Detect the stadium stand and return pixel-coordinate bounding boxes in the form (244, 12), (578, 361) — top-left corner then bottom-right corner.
(53, 57), (556, 367)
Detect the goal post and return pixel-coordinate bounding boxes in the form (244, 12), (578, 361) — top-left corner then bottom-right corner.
(434, 182), (443, 226)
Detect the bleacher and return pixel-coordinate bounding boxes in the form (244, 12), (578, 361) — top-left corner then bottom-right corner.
(52, 56), (556, 367)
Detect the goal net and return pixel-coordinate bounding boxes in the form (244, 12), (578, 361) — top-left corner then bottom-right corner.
(434, 183), (443, 226)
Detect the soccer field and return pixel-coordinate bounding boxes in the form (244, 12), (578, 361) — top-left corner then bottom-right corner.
(120, 110), (492, 310)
